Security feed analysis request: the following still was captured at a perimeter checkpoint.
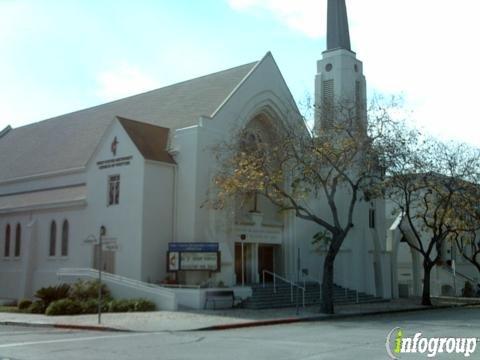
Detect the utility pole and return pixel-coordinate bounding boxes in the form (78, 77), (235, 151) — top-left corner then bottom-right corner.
(296, 247), (300, 315)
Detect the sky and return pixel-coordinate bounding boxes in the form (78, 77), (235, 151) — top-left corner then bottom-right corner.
(1, 0), (480, 146)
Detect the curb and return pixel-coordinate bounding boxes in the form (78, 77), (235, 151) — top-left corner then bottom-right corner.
(193, 302), (480, 331)
(194, 317), (303, 331)
(0, 321), (130, 332)
(2, 302), (479, 333)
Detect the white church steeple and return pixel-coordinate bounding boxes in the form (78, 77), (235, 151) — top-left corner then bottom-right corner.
(314, 0), (367, 134)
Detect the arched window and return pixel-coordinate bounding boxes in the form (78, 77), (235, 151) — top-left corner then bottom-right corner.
(49, 221), (56, 257)
(61, 220), (69, 257)
(4, 224), (10, 257)
(14, 223), (21, 257)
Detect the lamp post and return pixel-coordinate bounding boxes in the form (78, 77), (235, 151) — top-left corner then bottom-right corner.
(296, 247), (300, 315)
(240, 234), (246, 286)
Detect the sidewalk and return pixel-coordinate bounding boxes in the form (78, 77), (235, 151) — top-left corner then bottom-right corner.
(1, 298), (478, 332)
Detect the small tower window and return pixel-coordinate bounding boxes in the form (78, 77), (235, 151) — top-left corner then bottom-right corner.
(368, 209), (376, 229)
(14, 223), (21, 257)
(61, 220), (69, 257)
(49, 221), (57, 256)
(4, 224), (10, 257)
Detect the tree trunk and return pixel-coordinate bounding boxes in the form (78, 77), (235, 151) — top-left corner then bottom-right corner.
(321, 254), (335, 314)
(421, 263), (434, 306)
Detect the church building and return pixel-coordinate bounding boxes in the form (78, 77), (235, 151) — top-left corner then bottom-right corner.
(0, 0), (394, 309)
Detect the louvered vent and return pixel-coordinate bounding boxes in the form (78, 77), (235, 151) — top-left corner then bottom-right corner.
(322, 79), (334, 129)
(355, 80), (366, 128)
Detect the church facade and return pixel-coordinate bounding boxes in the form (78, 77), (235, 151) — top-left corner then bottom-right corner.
(0, 0), (395, 305)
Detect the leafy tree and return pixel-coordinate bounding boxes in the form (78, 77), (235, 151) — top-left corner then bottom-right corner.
(209, 99), (399, 314)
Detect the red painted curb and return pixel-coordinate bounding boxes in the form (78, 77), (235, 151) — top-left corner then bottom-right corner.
(53, 323), (130, 332)
(195, 317), (303, 331)
(194, 303), (480, 331)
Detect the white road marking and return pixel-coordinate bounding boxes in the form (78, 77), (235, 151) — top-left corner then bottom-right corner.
(0, 331), (157, 349)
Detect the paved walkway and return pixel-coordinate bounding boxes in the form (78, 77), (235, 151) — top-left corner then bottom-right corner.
(1, 297), (479, 332)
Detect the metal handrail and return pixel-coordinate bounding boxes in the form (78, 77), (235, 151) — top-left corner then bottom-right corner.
(302, 274), (322, 302)
(158, 283), (202, 289)
(301, 274), (361, 304)
(57, 268), (177, 299)
(262, 270), (305, 307)
(442, 265), (477, 284)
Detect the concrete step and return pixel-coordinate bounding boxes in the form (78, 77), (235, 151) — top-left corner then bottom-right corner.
(243, 282), (385, 309)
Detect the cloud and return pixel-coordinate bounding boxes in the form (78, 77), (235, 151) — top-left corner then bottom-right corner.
(228, 0), (324, 38)
(95, 63), (160, 101)
(228, 0), (480, 145)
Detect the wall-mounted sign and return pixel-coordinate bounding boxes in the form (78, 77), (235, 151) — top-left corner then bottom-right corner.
(167, 242), (220, 272)
(101, 238), (118, 252)
(168, 242), (219, 252)
(96, 156), (133, 170)
(84, 235), (98, 244)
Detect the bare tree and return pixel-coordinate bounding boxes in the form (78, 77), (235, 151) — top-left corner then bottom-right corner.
(453, 182), (480, 277)
(209, 99), (398, 314)
(385, 133), (480, 305)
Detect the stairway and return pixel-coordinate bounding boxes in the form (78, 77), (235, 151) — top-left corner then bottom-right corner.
(242, 282), (385, 309)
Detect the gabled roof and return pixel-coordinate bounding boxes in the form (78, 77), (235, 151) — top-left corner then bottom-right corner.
(0, 61), (258, 183)
(118, 117), (175, 164)
(0, 184), (86, 213)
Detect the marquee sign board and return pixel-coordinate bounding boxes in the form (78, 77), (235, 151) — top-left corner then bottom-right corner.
(167, 242), (220, 272)
(168, 242), (219, 252)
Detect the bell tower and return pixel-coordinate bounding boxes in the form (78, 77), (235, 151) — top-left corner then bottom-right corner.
(314, 0), (367, 134)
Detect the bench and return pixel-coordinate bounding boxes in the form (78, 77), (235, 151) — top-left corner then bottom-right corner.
(204, 290), (236, 310)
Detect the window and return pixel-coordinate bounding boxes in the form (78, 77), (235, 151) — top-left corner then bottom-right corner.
(4, 224), (10, 257)
(61, 220), (69, 257)
(49, 221), (57, 256)
(14, 223), (21, 257)
(108, 175), (120, 206)
(368, 209), (376, 229)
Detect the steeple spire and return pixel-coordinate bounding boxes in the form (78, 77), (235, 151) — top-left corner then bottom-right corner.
(327, 0), (351, 51)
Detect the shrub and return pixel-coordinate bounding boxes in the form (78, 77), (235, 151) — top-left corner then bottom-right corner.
(108, 299), (134, 313)
(108, 298), (156, 312)
(28, 300), (46, 314)
(81, 298), (98, 314)
(17, 299), (32, 311)
(34, 284), (70, 307)
(132, 299), (156, 312)
(462, 281), (474, 298)
(69, 280), (111, 301)
(81, 299), (109, 314)
(45, 299), (82, 316)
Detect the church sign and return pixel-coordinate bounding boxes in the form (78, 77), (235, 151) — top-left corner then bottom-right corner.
(96, 156), (133, 170)
(167, 242), (220, 272)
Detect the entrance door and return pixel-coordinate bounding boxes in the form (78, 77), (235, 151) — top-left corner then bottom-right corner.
(235, 242), (255, 285)
(235, 243), (243, 285)
(235, 243), (249, 285)
(258, 245), (274, 282)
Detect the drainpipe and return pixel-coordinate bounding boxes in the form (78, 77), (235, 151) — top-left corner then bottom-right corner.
(172, 164), (178, 243)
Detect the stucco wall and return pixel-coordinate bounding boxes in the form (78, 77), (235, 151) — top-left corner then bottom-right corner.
(141, 161), (175, 283)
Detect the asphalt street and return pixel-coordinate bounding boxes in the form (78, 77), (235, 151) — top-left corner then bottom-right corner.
(0, 307), (479, 360)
